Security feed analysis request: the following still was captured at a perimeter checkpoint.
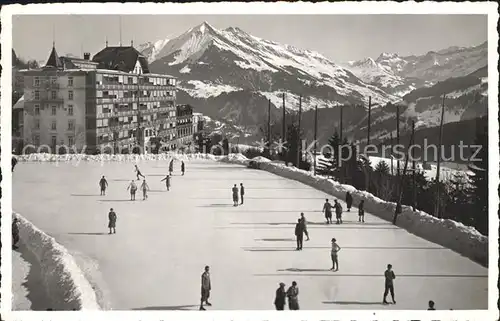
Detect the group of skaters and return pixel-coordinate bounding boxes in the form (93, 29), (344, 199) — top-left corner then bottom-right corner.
(321, 192), (365, 224)
(231, 183), (245, 206)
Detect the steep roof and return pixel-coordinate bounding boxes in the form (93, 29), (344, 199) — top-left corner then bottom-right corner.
(45, 46), (63, 69)
(92, 46), (150, 73)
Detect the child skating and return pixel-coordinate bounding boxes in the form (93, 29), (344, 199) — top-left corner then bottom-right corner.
(160, 174), (171, 191)
(135, 165), (145, 181)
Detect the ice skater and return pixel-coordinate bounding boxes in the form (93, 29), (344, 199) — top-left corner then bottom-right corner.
(274, 282), (287, 310)
(240, 183), (245, 205)
(232, 184), (239, 206)
(135, 165), (145, 180)
(181, 161), (185, 176)
(330, 238), (341, 271)
(294, 218), (304, 250)
(286, 281), (299, 310)
(127, 180), (137, 201)
(428, 300), (436, 310)
(358, 200), (365, 222)
(108, 208), (117, 234)
(334, 200), (343, 224)
(99, 176), (108, 196)
(383, 264), (396, 304)
(160, 174), (171, 191)
(12, 156), (18, 172)
(345, 192), (353, 212)
(322, 199), (333, 224)
(299, 213), (310, 241)
(200, 266), (212, 310)
(12, 218), (20, 250)
(169, 159), (174, 175)
(140, 179), (150, 200)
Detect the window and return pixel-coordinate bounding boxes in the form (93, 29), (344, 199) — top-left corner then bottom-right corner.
(34, 135), (40, 146)
(34, 104), (40, 115)
(35, 119), (40, 129)
(51, 120), (57, 130)
(34, 90), (40, 100)
(68, 105), (74, 116)
(34, 77), (40, 87)
(68, 77), (74, 87)
(103, 119), (109, 127)
(51, 77), (57, 84)
(68, 135), (74, 146)
(96, 74), (103, 85)
(68, 90), (74, 100)
(51, 106), (57, 115)
(51, 91), (57, 99)
(51, 135), (57, 147)
(97, 90), (103, 98)
(68, 120), (75, 130)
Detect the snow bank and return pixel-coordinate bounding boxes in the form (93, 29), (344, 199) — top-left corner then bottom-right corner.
(13, 213), (101, 310)
(223, 156), (488, 266)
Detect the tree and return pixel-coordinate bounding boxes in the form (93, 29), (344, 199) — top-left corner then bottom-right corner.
(317, 131), (340, 179)
(222, 138), (229, 156)
(372, 161), (395, 200)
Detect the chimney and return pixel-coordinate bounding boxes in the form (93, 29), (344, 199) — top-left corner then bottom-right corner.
(84, 52), (90, 60)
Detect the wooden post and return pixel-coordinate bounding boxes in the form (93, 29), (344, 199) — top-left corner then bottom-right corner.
(314, 105), (318, 175)
(296, 94), (302, 168)
(282, 93), (286, 141)
(339, 105), (344, 183)
(396, 105), (400, 177)
(434, 94), (446, 218)
(411, 120), (417, 210)
(390, 132), (394, 176)
(267, 98), (271, 154)
(367, 96), (372, 191)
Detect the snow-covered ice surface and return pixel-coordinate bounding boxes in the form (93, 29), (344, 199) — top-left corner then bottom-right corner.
(13, 160), (487, 310)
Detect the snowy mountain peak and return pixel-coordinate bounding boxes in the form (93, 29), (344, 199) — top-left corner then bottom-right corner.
(376, 52), (399, 62)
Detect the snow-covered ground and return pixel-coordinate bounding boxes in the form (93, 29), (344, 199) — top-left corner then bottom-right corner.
(13, 159), (487, 310)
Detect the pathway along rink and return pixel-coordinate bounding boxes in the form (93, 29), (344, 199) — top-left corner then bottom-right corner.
(12, 159), (487, 310)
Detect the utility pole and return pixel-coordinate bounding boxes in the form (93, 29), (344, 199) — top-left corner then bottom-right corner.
(390, 132), (394, 176)
(339, 105), (344, 183)
(314, 105), (318, 175)
(296, 94), (302, 168)
(411, 120), (417, 211)
(367, 96), (372, 191)
(434, 94), (446, 218)
(396, 104), (400, 177)
(282, 93), (286, 141)
(267, 98), (271, 155)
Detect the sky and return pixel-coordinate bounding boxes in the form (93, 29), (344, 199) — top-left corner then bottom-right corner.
(12, 14), (487, 64)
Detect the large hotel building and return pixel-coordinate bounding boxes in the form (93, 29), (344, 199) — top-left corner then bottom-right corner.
(18, 43), (180, 154)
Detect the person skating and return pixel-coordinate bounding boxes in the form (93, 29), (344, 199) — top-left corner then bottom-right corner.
(345, 192), (353, 212)
(181, 161), (185, 176)
(108, 208), (117, 234)
(134, 165), (145, 181)
(160, 174), (171, 191)
(383, 264), (396, 304)
(232, 184), (239, 206)
(99, 176), (108, 196)
(330, 238), (341, 271)
(12, 218), (20, 250)
(169, 159), (174, 175)
(200, 266), (212, 310)
(12, 156), (18, 172)
(240, 183), (245, 205)
(322, 199), (333, 224)
(334, 200), (343, 224)
(140, 179), (150, 200)
(274, 282), (287, 310)
(294, 219), (304, 250)
(299, 213), (310, 241)
(358, 200), (365, 222)
(286, 281), (299, 310)
(127, 180), (137, 201)
(428, 300), (436, 310)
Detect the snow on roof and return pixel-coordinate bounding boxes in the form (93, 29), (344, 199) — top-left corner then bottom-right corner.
(13, 95), (25, 109)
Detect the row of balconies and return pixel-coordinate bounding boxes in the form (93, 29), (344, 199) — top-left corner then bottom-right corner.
(96, 84), (176, 91)
(95, 118), (174, 135)
(95, 106), (175, 119)
(96, 96), (175, 104)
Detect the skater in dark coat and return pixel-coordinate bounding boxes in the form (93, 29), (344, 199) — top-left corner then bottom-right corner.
(181, 161), (185, 176)
(169, 160), (174, 175)
(345, 192), (353, 212)
(200, 266), (212, 310)
(240, 183), (245, 205)
(299, 213), (309, 241)
(232, 184), (239, 206)
(99, 176), (108, 196)
(358, 200), (365, 222)
(294, 219), (304, 250)
(274, 282), (287, 310)
(108, 208), (117, 234)
(322, 199), (333, 224)
(134, 165), (145, 180)
(286, 281), (299, 310)
(383, 264), (396, 304)
(12, 156), (18, 172)
(428, 300), (436, 310)
(12, 218), (20, 249)
(160, 174), (171, 191)
(334, 200), (343, 224)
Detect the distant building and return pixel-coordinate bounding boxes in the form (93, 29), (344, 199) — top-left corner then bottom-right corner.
(18, 42), (177, 154)
(192, 112), (205, 134)
(176, 104), (193, 149)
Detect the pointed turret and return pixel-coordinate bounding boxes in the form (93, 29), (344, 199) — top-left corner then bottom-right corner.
(45, 44), (63, 68)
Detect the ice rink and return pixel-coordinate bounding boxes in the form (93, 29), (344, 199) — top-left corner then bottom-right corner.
(12, 159), (488, 310)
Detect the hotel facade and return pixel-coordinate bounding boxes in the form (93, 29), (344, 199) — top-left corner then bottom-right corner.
(19, 44), (178, 154)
